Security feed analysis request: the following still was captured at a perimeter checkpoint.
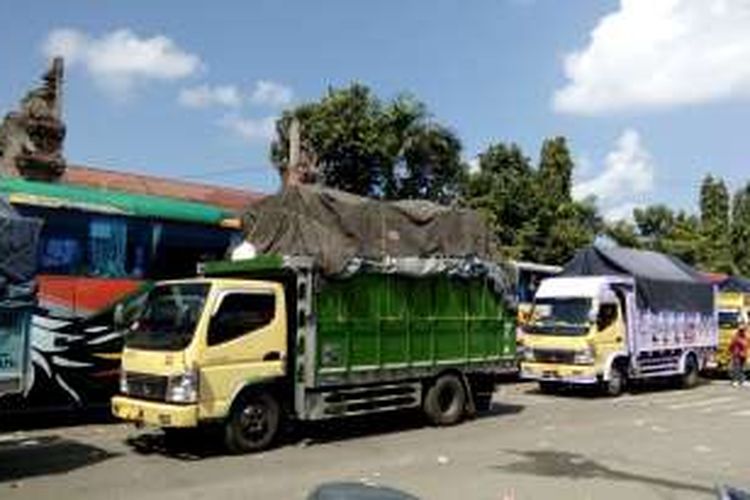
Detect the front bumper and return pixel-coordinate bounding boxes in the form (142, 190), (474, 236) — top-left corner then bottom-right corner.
(111, 396), (198, 428)
(521, 362), (599, 384)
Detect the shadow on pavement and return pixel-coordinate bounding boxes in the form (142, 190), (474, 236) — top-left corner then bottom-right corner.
(0, 435), (119, 483)
(0, 406), (116, 432)
(494, 449), (715, 496)
(125, 402), (525, 461)
(524, 376), (714, 399)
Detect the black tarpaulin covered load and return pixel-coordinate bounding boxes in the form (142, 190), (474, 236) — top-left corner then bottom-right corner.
(0, 197), (42, 305)
(242, 185), (496, 275)
(562, 245), (714, 314)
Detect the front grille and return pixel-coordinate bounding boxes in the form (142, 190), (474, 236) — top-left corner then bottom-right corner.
(125, 372), (168, 401)
(532, 348), (576, 364)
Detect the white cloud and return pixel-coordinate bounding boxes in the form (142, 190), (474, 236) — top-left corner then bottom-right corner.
(178, 85), (242, 108)
(553, 0), (750, 114)
(250, 80), (293, 107)
(603, 202), (639, 223)
(43, 28), (201, 97)
(467, 157), (481, 175)
(221, 115), (276, 143)
(573, 128), (655, 221)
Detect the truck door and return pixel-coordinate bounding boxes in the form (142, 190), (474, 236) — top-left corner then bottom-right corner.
(594, 294), (627, 366)
(198, 286), (287, 419)
(611, 285), (637, 355)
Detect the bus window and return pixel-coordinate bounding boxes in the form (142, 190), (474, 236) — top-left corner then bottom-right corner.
(36, 209), (88, 275)
(89, 216), (128, 277)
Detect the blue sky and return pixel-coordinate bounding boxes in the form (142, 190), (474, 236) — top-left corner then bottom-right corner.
(2, 1), (749, 220)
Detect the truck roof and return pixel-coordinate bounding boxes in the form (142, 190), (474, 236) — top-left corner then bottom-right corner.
(562, 245), (714, 314)
(536, 275), (633, 300)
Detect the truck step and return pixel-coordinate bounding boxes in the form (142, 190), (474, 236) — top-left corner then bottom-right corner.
(635, 355), (681, 376)
(318, 383), (422, 418)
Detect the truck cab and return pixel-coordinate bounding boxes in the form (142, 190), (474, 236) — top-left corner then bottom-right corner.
(112, 278), (289, 452)
(716, 292), (750, 370)
(521, 276), (633, 395)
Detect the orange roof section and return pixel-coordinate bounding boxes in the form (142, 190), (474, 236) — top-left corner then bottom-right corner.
(61, 164), (267, 213)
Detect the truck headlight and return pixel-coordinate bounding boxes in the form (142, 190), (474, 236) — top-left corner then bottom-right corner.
(166, 370), (198, 404)
(119, 369), (128, 394)
(523, 348), (534, 362)
(573, 346), (596, 365)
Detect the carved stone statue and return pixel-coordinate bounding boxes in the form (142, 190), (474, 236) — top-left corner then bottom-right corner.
(280, 117), (320, 187)
(0, 57), (66, 181)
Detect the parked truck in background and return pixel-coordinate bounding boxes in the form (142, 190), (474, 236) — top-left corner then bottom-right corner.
(715, 288), (750, 371)
(0, 199), (41, 400)
(521, 245), (718, 396)
(112, 255), (517, 453)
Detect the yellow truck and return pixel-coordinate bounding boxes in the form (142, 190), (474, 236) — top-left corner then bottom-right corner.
(521, 246), (718, 396)
(715, 291), (750, 370)
(112, 255), (517, 453)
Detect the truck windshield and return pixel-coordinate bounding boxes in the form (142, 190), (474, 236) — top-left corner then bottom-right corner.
(526, 297), (592, 336)
(125, 283), (210, 351)
(719, 309), (741, 329)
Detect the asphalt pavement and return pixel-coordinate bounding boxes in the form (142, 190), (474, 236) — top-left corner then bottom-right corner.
(1, 380), (749, 499)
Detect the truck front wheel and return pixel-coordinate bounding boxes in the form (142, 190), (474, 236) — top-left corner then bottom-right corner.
(224, 391), (280, 454)
(423, 374), (467, 426)
(605, 364), (626, 397)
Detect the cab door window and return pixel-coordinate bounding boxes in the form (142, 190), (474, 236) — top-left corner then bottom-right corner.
(597, 303), (618, 331)
(208, 292), (276, 346)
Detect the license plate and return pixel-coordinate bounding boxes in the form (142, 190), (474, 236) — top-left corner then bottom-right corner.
(542, 370), (559, 379)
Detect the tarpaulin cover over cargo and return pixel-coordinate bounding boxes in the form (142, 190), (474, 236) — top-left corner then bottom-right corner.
(243, 183), (499, 267)
(0, 197), (42, 306)
(562, 245), (714, 314)
(716, 275), (750, 294)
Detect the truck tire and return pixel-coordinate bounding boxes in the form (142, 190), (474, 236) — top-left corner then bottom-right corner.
(681, 354), (699, 389)
(538, 381), (561, 394)
(224, 391), (280, 454)
(423, 374), (467, 426)
(605, 365), (626, 397)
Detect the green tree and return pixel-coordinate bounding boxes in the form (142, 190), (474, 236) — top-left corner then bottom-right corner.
(662, 211), (702, 265)
(537, 137), (573, 208)
(536, 199), (601, 264)
(604, 220), (642, 248)
(731, 183), (750, 276)
(270, 83), (465, 203)
(531, 137), (597, 264)
(463, 143), (536, 254)
(633, 204), (701, 265)
(699, 175), (732, 272)
(464, 137), (599, 264)
(634, 204), (675, 240)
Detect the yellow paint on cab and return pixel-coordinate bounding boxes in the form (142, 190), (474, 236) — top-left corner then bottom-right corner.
(113, 278), (288, 428)
(522, 304), (626, 383)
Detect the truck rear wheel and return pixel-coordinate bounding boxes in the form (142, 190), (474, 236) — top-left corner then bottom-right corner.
(423, 374), (467, 426)
(224, 391), (280, 454)
(681, 354), (699, 389)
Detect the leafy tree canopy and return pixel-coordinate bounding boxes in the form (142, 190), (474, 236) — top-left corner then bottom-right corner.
(270, 83), (465, 204)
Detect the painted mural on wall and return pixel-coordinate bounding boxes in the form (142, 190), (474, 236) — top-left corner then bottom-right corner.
(0, 277), (145, 411)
